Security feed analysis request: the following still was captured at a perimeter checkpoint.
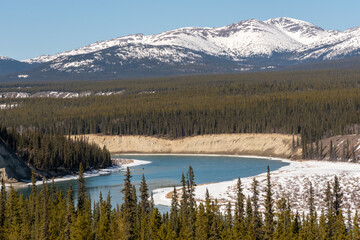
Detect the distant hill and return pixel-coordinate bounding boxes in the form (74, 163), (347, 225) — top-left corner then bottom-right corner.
(0, 56), (36, 76)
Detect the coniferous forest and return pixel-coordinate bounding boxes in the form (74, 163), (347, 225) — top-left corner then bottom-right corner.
(0, 125), (111, 173)
(0, 165), (356, 240)
(1, 70), (360, 145)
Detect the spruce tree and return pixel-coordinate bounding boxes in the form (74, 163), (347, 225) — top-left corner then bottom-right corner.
(274, 197), (287, 239)
(233, 177), (245, 239)
(77, 162), (86, 212)
(96, 192), (112, 240)
(324, 181), (334, 238)
(139, 174), (149, 216)
(291, 211), (300, 236)
(5, 186), (22, 239)
(121, 167), (135, 240)
(251, 178), (262, 240)
(186, 166), (196, 238)
(64, 181), (74, 240)
(179, 172), (188, 223)
(42, 179), (49, 240)
(170, 187), (179, 235)
(222, 202), (233, 239)
(195, 203), (208, 240)
(308, 182), (315, 223)
(234, 177), (244, 224)
(263, 166), (274, 239)
(245, 196), (254, 239)
(333, 210), (347, 239)
(332, 176), (343, 217)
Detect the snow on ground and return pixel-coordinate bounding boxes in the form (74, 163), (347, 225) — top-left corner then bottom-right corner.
(153, 158), (360, 214)
(0, 103), (19, 110)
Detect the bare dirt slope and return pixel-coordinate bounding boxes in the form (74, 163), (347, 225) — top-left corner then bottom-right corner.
(72, 134), (301, 159)
(0, 139), (31, 183)
(319, 134), (360, 161)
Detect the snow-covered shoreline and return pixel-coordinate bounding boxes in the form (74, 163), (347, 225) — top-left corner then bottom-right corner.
(152, 155), (360, 213)
(13, 159), (151, 188)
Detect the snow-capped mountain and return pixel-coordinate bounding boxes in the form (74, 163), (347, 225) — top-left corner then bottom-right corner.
(2, 17), (360, 81)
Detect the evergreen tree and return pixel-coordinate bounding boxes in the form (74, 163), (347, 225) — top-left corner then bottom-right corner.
(263, 166), (274, 239)
(308, 182), (315, 219)
(77, 163), (86, 212)
(5, 186), (22, 239)
(139, 174), (149, 216)
(291, 211), (300, 236)
(233, 177), (245, 239)
(245, 196), (255, 239)
(332, 175), (343, 217)
(195, 203), (209, 240)
(251, 178), (262, 240)
(42, 179), (49, 240)
(234, 177), (244, 224)
(333, 210), (347, 239)
(222, 202), (233, 239)
(186, 166), (196, 238)
(324, 181), (334, 238)
(179, 172), (188, 224)
(170, 187), (179, 235)
(121, 167), (135, 240)
(64, 181), (74, 240)
(96, 192), (112, 240)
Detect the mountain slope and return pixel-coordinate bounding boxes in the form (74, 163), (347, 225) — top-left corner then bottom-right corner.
(0, 139), (31, 182)
(2, 17), (360, 82)
(0, 56), (36, 76)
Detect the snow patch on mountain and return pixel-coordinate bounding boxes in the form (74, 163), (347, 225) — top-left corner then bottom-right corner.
(0, 56), (13, 61)
(20, 17), (360, 74)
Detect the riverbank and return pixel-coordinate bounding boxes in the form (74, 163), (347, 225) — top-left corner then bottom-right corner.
(153, 156), (360, 214)
(11, 158), (151, 188)
(71, 133), (302, 159)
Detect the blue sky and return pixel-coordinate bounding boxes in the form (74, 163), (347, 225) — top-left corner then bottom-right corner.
(1, 0), (359, 60)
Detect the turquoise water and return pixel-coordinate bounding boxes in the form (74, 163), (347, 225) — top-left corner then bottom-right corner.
(18, 155), (289, 210)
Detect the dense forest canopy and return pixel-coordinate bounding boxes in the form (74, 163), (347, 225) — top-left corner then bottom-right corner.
(0, 126), (111, 173)
(1, 69), (360, 144)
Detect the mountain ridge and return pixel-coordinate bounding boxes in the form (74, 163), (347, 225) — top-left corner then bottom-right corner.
(1, 17), (360, 81)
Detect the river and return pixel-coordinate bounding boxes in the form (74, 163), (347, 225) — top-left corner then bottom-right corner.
(18, 154), (289, 212)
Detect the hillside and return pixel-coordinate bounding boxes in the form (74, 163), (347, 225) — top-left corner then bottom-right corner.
(72, 134), (302, 159)
(0, 139), (31, 183)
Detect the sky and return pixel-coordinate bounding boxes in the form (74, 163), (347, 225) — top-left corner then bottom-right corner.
(1, 0), (360, 60)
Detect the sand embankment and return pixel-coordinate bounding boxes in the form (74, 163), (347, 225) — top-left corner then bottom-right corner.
(71, 134), (301, 159)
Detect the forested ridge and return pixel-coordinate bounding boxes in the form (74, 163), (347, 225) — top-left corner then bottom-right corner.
(0, 165), (356, 239)
(1, 70), (360, 146)
(0, 126), (111, 173)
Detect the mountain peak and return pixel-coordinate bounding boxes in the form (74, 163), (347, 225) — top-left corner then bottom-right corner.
(265, 17), (329, 44)
(265, 17), (315, 27)
(9, 17), (360, 81)
(0, 56), (12, 61)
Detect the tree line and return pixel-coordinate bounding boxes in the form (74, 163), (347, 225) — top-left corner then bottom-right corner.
(0, 125), (111, 173)
(1, 69), (360, 146)
(0, 165), (357, 239)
